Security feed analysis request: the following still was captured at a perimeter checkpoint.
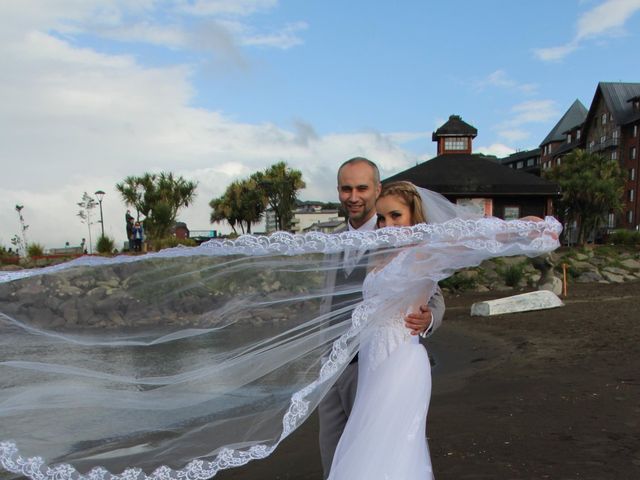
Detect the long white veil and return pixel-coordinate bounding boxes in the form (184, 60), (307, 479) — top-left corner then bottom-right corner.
(0, 189), (561, 480)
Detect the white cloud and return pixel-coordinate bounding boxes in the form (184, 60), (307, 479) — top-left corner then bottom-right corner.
(475, 69), (537, 94)
(2, 0), (306, 63)
(174, 0), (278, 17)
(474, 143), (516, 158)
(497, 129), (530, 142)
(509, 100), (559, 125)
(493, 100), (558, 145)
(534, 0), (640, 61)
(0, 7), (420, 249)
(239, 21), (308, 49)
(533, 42), (579, 62)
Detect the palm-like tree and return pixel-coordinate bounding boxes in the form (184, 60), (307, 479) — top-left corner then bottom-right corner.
(545, 149), (625, 245)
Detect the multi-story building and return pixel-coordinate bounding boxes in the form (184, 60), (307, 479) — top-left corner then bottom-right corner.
(265, 201), (344, 233)
(501, 148), (542, 176)
(539, 99), (588, 171)
(582, 83), (640, 229)
(540, 82), (640, 230)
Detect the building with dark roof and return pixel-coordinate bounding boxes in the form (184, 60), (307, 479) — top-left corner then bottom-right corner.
(539, 82), (640, 230)
(584, 82), (640, 229)
(539, 99), (588, 170)
(501, 148), (542, 175)
(385, 115), (560, 219)
(432, 115), (477, 155)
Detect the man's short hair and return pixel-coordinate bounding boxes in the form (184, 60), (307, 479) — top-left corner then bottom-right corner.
(337, 157), (380, 184)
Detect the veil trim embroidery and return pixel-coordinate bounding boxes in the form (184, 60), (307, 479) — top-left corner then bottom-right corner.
(0, 218), (561, 285)
(0, 218), (561, 479)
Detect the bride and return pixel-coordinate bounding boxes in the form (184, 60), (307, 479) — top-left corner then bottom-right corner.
(328, 181), (436, 479)
(0, 184), (560, 480)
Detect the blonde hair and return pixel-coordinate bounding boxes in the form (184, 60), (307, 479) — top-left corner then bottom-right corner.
(378, 181), (427, 225)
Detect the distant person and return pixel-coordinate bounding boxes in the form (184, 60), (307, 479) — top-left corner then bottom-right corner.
(132, 221), (144, 252)
(125, 211), (134, 251)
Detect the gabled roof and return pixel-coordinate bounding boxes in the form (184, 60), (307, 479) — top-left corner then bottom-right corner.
(594, 82), (640, 125)
(500, 148), (541, 165)
(432, 115), (478, 140)
(384, 154), (559, 196)
(540, 100), (588, 146)
(551, 138), (583, 157)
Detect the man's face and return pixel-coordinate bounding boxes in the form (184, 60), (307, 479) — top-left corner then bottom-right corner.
(337, 162), (381, 228)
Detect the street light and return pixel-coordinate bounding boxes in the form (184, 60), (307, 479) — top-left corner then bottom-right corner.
(95, 190), (105, 238)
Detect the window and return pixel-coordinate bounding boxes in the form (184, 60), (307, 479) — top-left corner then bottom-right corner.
(526, 158), (535, 167)
(567, 133), (572, 143)
(612, 151), (617, 160)
(557, 158), (562, 166)
(600, 135), (606, 144)
(634, 125), (638, 138)
(612, 129), (619, 139)
(444, 137), (468, 150)
(631, 168), (636, 181)
(504, 206), (520, 221)
(517, 161), (524, 169)
(608, 213), (616, 228)
(602, 113), (607, 125)
(629, 189), (635, 202)
(628, 211), (634, 224)
(632, 147), (638, 160)
(576, 129), (581, 140)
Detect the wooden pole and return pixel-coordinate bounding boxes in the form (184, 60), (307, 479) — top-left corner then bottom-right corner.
(562, 263), (568, 297)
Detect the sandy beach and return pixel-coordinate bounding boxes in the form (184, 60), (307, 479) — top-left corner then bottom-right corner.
(217, 280), (640, 480)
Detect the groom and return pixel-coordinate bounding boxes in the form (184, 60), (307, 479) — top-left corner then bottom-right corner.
(318, 157), (445, 478)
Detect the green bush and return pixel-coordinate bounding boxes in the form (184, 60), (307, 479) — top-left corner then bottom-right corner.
(609, 229), (640, 245)
(502, 263), (525, 287)
(96, 235), (116, 254)
(151, 236), (197, 251)
(27, 243), (45, 258)
(439, 272), (477, 292)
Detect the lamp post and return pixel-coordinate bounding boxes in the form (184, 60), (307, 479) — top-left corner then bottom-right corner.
(95, 190), (105, 238)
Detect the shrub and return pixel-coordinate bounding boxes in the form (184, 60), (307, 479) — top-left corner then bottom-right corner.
(96, 235), (116, 255)
(609, 229), (640, 245)
(501, 263), (525, 287)
(27, 243), (45, 258)
(151, 236), (197, 251)
(439, 272), (477, 292)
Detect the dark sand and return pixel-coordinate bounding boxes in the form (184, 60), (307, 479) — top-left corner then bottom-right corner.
(218, 280), (640, 480)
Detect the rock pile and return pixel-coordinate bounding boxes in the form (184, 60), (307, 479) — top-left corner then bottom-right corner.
(440, 247), (640, 294)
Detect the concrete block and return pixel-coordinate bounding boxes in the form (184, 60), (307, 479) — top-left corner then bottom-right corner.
(471, 290), (564, 317)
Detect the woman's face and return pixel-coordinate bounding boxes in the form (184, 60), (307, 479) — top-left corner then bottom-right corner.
(376, 195), (413, 228)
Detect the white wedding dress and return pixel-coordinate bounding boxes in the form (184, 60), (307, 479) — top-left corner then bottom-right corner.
(328, 251), (434, 480)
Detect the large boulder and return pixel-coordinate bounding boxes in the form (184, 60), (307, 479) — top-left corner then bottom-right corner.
(539, 276), (563, 296)
(576, 271), (604, 283)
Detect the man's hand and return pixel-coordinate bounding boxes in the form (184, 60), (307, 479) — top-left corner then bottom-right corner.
(405, 304), (432, 336)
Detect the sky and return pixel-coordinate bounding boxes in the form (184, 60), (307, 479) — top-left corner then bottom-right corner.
(1, 0), (640, 250)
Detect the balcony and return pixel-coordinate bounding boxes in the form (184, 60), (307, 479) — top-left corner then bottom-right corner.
(587, 137), (619, 153)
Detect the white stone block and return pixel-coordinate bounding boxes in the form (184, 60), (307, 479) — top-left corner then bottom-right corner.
(471, 290), (564, 317)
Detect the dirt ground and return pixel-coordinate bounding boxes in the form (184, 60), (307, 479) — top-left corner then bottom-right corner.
(217, 280), (640, 480)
